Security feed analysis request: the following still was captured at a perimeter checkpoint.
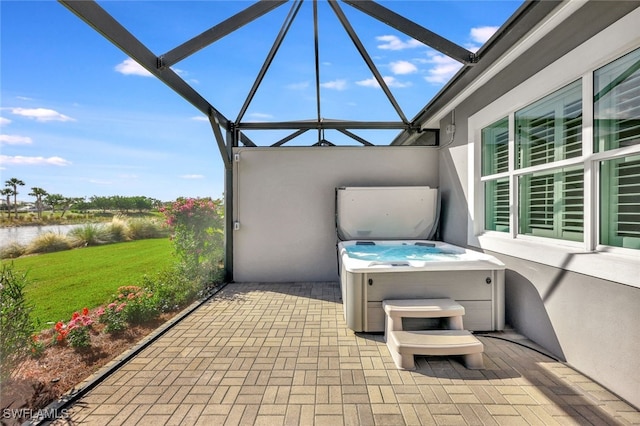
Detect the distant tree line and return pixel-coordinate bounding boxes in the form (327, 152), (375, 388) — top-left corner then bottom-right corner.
(2, 177), (162, 219)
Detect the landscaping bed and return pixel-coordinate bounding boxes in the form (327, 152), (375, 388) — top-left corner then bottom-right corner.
(1, 310), (178, 425)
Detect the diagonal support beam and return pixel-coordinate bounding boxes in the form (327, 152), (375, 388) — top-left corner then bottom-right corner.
(58, 0), (234, 165)
(271, 129), (309, 147)
(328, 0), (408, 124)
(343, 0), (477, 65)
(337, 129), (374, 146)
(159, 0), (288, 69)
(209, 112), (231, 170)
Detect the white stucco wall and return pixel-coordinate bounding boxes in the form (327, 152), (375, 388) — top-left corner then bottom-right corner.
(232, 146), (439, 282)
(435, 3), (640, 409)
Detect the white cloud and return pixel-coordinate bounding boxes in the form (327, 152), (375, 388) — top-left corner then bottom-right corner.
(180, 174), (204, 179)
(247, 112), (274, 121)
(0, 155), (71, 166)
(390, 60), (417, 75)
(115, 58), (153, 77)
(470, 26), (499, 44)
(0, 134), (33, 145)
(191, 116), (209, 122)
(0, 117), (11, 127)
(286, 81), (309, 90)
(11, 108), (75, 122)
(356, 76), (411, 88)
(423, 53), (463, 84)
(376, 35), (423, 51)
(321, 79), (347, 91)
(356, 78), (379, 88)
(88, 179), (112, 185)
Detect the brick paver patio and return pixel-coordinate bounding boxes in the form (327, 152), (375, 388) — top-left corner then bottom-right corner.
(56, 282), (639, 425)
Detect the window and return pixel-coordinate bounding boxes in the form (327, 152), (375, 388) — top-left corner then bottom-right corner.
(594, 48), (640, 152)
(479, 48), (640, 251)
(482, 118), (509, 232)
(600, 156), (640, 249)
(481, 83), (585, 243)
(484, 178), (509, 232)
(595, 48), (640, 249)
(469, 12), (640, 286)
(482, 118), (509, 176)
(519, 166), (583, 242)
(516, 80), (582, 168)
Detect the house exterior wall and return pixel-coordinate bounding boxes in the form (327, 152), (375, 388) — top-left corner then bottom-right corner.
(437, 2), (640, 408)
(232, 146), (438, 282)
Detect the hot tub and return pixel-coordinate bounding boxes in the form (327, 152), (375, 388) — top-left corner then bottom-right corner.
(336, 187), (505, 332)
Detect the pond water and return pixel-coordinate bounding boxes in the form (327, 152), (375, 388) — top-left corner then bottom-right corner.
(0, 224), (87, 248)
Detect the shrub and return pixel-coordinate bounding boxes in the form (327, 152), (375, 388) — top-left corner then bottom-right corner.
(115, 286), (158, 324)
(127, 218), (166, 240)
(106, 216), (130, 242)
(68, 224), (110, 247)
(142, 266), (199, 313)
(25, 232), (71, 254)
(160, 198), (224, 284)
(96, 302), (127, 333)
(66, 308), (93, 348)
(0, 264), (35, 382)
(0, 242), (27, 259)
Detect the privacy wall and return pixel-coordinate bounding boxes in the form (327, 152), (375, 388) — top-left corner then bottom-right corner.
(232, 146), (438, 282)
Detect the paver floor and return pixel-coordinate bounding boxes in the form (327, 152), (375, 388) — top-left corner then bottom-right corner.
(55, 282), (639, 425)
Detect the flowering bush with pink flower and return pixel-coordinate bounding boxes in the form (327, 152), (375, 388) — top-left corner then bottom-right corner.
(113, 285), (157, 324)
(96, 302), (127, 333)
(54, 308), (93, 348)
(159, 197), (224, 283)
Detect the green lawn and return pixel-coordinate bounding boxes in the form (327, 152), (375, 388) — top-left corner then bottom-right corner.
(3, 238), (174, 327)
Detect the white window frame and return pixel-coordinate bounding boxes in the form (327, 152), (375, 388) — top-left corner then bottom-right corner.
(467, 8), (640, 288)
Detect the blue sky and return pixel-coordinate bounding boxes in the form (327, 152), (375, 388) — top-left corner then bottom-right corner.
(1, 0), (522, 202)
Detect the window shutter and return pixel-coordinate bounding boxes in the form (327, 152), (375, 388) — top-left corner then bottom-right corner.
(516, 80), (582, 168)
(485, 178), (509, 232)
(595, 50), (640, 152)
(615, 70), (640, 148)
(526, 112), (555, 167)
(561, 168), (584, 239)
(602, 156), (640, 249)
(523, 173), (554, 234)
(563, 98), (583, 158)
(596, 49), (640, 249)
(481, 118), (509, 176)
(520, 167), (584, 241)
(617, 158), (640, 240)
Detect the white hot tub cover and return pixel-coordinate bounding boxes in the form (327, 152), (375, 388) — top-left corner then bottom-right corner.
(336, 186), (439, 241)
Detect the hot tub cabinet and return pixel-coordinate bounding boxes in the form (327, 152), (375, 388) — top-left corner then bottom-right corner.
(335, 187), (505, 333)
(338, 241), (505, 332)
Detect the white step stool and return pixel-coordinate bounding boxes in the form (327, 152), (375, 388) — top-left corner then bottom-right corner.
(382, 298), (484, 370)
(382, 298), (465, 336)
(387, 330), (484, 370)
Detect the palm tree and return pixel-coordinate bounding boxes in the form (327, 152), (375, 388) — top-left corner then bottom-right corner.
(29, 187), (49, 220)
(44, 193), (64, 215)
(4, 178), (24, 219)
(0, 188), (13, 220)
